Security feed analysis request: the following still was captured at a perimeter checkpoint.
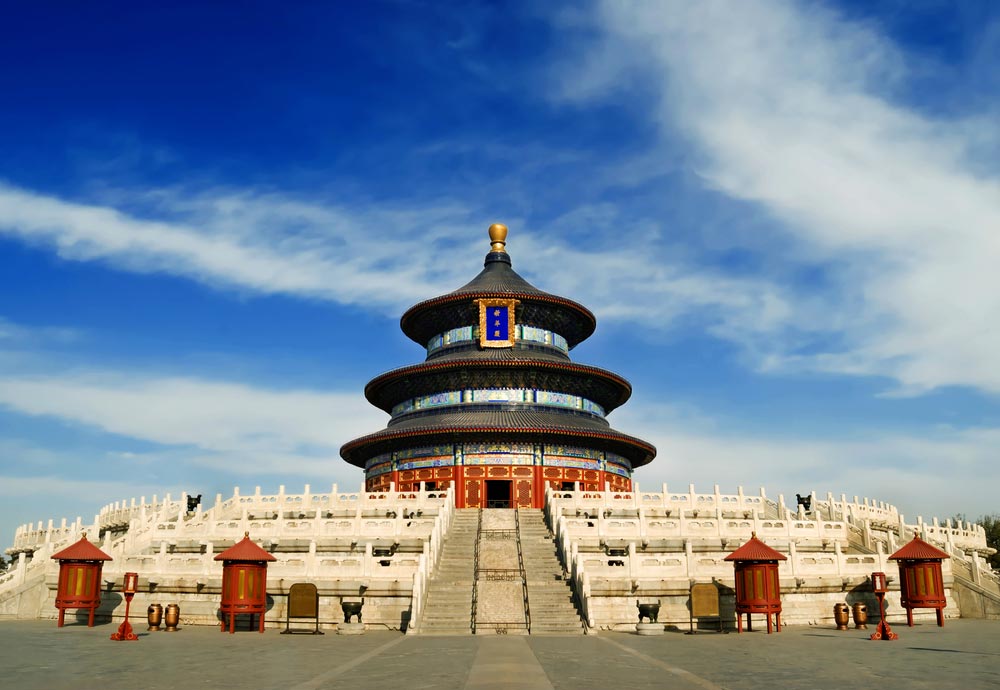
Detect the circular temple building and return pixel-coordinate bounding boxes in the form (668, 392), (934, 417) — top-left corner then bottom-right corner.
(340, 225), (656, 508)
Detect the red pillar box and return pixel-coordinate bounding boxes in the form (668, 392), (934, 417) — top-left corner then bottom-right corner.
(725, 532), (786, 634)
(50, 535), (113, 627)
(889, 537), (950, 627)
(214, 532), (276, 633)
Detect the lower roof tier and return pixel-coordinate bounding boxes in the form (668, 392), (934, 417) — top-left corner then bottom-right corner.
(339, 407), (656, 469)
(364, 358), (633, 414)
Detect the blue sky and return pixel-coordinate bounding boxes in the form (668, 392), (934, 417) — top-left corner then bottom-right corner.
(2, 0), (999, 545)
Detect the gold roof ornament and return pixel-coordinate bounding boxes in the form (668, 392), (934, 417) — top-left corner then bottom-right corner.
(488, 223), (508, 253)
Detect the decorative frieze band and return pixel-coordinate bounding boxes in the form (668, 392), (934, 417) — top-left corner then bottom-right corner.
(426, 324), (569, 355)
(363, 442), (632, 475)
(391, 387), (605, 418)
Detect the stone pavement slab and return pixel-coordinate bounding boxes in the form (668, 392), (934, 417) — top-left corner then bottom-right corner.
(2, 619), (999, 690)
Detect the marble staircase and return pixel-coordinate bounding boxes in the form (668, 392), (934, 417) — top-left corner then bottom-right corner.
(416, 509), (478, 634)
(414, 508), (584, 635)
(518, 509), (586, 634)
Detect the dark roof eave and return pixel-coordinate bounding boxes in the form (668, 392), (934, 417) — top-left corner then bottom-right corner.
(365, 359), (633, 411)
(400, 290), (597, 347)
(340, 426), (656, 469)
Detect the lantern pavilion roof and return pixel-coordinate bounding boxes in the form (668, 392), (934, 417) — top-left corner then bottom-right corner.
(724, 533), (787, 561)
(50, 535), (112, 561)
(888, 536), (951, 561)
(214, 533), (277, 562)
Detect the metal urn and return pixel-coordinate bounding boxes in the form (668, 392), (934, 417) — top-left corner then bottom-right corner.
(164, 603), (181, 632)
(147, 603), (163, 631)
(852, 602), (868, 629)
(833, 603), (850, 631)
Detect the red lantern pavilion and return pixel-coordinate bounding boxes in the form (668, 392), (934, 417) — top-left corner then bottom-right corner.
(214, 532), (276, 633)
(340, 225), (656, 508)
(725, 533), (786, 634)
(50, 535), (113, 627)
(889, 536), (950, 627)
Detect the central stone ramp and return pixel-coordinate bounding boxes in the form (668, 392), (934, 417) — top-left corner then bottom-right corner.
(518, 508), (585, 634)
(418, 508), (479, 635)
(474, 509), (527, 634)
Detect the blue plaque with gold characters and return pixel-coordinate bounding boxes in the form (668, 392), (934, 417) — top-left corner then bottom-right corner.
(476, 298), (519, 348)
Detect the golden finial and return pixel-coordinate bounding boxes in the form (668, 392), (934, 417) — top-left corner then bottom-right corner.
(488, 223), (508, 253)
(244, 531), (250, 538)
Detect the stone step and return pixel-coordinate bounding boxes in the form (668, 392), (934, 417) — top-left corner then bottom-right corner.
(528, 607), (578, 622)
(528, 611), (578, 619)
(427, 592), (472, 608)
(421, 612), (472, 620)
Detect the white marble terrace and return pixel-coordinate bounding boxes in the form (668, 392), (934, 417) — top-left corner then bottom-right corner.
(1, 482), (996, 630)
(1, 484), (453, 628)
(545, 483), (996, 629)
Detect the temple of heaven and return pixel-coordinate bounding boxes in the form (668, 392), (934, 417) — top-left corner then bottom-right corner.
(340, 224), (656, 509)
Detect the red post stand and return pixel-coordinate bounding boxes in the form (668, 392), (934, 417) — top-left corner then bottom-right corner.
(51, 535), (113, 627)
(869, 571), (898, 641)
(110, 572), (139, 641)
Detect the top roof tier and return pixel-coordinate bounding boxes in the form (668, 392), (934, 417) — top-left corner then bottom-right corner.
(400, 224), (597, 349)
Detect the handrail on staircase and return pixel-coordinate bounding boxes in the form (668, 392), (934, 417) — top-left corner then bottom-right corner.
(516, 509), (531, 632)
(470, 508), (483, 634)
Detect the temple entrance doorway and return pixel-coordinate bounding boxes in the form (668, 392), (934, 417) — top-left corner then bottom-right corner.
(486, 480), (512, 508)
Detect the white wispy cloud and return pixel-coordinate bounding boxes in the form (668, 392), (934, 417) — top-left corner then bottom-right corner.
(0, 183), (479, 314)
(0, 316), (80, 345)
(617, 401), (1000, 521)
(0, 181), (793, 347)
(551, 0), (1000, 394)
(0, 372), (386, 468)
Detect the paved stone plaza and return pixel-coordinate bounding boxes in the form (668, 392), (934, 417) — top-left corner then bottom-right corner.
(4, 619), (999, 689)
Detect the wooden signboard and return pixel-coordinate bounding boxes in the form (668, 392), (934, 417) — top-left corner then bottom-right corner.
(282, 583), (323, 635)
(689, 582), (723, 634)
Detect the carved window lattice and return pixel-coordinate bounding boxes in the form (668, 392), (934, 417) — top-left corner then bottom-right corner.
(466, 480), (481, 507)
(516, 480), (532, 507)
